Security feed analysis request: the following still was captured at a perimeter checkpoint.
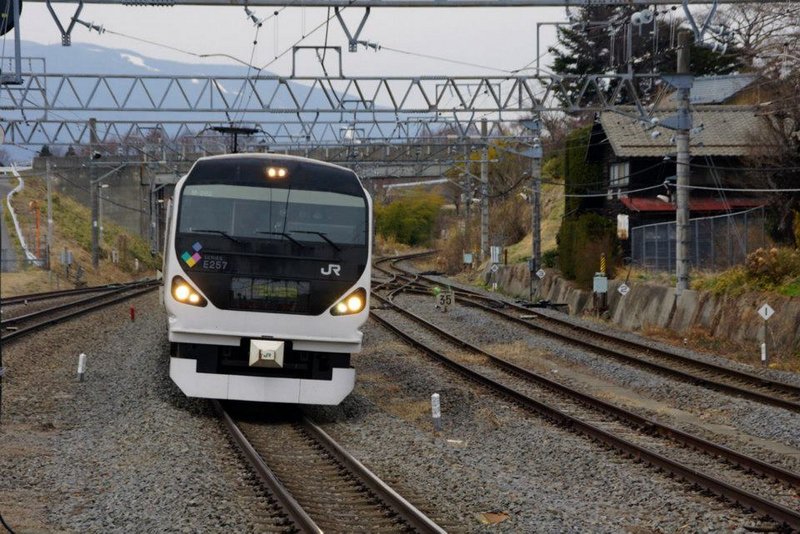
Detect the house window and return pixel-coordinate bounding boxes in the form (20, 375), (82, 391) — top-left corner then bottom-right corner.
(608, 161), (630, 199)
(610, 162), (630, 187)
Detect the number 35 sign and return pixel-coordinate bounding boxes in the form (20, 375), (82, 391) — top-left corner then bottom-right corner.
(435, 292), (455, 311)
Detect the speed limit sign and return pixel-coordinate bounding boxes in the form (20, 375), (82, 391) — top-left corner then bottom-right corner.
(435, 292), (455, 310)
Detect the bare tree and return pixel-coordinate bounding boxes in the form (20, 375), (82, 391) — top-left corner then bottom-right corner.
(710, 3), (800, 71)
(747, 69), (800, 244)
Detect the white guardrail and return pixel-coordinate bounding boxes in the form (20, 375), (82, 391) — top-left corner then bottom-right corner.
(2, 164), (39, 262)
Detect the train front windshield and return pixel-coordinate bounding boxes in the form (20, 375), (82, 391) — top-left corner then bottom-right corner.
(173, 159), (369, 314)
(178, 184), (367, 247)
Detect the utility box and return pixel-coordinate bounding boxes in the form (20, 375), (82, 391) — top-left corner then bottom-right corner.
(249, 339), (285, 368)
(593, 273), (608, 294)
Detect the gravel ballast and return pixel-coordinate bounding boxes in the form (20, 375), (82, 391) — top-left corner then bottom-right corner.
(310, 321), (778, 532)
(1, 288), (794, 532)
(392, 287), (800, 454)
(0, 293), (273, 532)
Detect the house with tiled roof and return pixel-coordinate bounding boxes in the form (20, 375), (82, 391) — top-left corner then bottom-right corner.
(589, 105), (771, 225)
(586, 76), (784, 269)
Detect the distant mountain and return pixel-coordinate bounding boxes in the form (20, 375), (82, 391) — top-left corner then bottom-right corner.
(2, 41), (393, 162)
(19, 40), (265, 76)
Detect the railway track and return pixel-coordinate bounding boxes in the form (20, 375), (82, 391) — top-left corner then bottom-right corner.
(216, 401), (445, 533)
(0, 280), (159, 343)
(0, 281), (149, 307)
(375, 255), (800, 414)
(368, 291), (800, 530)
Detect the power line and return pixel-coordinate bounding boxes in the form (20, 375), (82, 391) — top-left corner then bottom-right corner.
(675, 184), (800, 193)
(564, 183), (663, 198)
(51, 171), (147, 213)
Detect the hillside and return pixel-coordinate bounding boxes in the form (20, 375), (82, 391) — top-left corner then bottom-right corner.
(1, 169), (160, 296)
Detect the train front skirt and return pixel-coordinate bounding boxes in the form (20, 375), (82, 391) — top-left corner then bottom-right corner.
(170, 357), (355, 404)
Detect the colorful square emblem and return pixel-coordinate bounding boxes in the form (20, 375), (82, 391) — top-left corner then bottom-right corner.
(181, 242), (203, 267)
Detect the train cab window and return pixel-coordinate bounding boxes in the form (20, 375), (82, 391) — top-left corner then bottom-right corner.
(178, 184), (367, 246)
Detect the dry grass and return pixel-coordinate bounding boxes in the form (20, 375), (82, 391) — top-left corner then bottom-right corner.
(485, 341), (549, 362)
(640, 324), (800, 373)
(373, 234), (413, 257)
(1, 171), (160, 297)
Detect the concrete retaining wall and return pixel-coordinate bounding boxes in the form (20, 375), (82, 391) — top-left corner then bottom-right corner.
(486, 264), (800, 358)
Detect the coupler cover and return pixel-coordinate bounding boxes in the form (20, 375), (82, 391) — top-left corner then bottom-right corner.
(249, 339), (285, 368)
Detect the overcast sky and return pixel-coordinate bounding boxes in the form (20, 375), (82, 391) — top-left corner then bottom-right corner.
(20, 5), (567, 76)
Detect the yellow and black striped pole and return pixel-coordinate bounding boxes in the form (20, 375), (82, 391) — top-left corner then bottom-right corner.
(600, 253), (606, 276)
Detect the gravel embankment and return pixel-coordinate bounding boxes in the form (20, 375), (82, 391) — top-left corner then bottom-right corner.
(1, 288), (794, 532)
(310, 320), (778, 533)
(422, 270), (800, 388)
(0, 293), (276, 533)
(391, 291), (800, 461)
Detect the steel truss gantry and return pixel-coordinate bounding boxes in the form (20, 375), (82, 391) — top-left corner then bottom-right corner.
(6, 72), (657, 114)
(2, 71), (655, 148)
(1, 118), (527, 147)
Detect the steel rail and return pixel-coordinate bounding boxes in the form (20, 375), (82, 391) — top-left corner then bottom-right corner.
(300, 416), (448, 534)
(451, 294), (800, 413)
(1, 280), (156, 327)
(371, 291), (800, 488)
(464, 290), (800, 400)
(383, 257), (800, 413)
(0, 281), (144, 306)
(0, 285), (157, 343)
(369, 310), (800, 531)
(212, 402), (322, 533)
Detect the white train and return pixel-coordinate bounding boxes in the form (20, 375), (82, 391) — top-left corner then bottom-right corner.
(162, 154), (371, 404)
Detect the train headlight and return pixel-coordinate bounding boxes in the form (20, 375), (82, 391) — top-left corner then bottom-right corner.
(266, 166), (288, 179)
(171, 276), (208, 307)
(175, 284), (190, 301)
(347, 295), (363, 312)
(331, 288), (367, 316)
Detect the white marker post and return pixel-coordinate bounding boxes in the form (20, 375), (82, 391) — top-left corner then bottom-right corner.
(431, 393), (441, 432)
(77, 353), (87, 382)
(757, 304), (775, 368)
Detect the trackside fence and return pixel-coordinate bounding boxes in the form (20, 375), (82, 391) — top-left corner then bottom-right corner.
(630, 206), (767, 272)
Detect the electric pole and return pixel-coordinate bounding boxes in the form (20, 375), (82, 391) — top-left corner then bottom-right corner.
(480, 118), (489, 263)
(463, 144), (471, 255)
(91, 167), (99, 270)
(90, 164), (126, 270)
(530, 140), (543, 300)
(675, 31), (691, 294)
(46, 159), (53, 270)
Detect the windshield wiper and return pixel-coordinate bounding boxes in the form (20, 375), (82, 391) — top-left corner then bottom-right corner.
(256, 231), (305, 248)
(191, 229), (243, 244)
(289, 230), (341, 251)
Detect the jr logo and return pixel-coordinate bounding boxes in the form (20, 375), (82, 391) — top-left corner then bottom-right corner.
(321, 264), (341, 276)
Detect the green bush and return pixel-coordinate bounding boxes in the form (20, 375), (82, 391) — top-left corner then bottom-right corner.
(375, 191), (444, 246)
(794, 210), (800, 248)
(541, 248), (558, 268)
(557, 212), (619, 285)
(563, 126), (604, 215)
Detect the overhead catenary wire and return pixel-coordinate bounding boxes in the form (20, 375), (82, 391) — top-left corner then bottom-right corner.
(51, 171), (147, 213)
(9, 4), (798, 168)
(675, 184), (800, 193)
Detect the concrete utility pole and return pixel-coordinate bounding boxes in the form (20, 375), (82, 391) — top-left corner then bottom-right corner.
(91, 164), (126, 269)
(675, 31), (691, 294)
(90, 167), (99, 269)
(46, 159), (53, 270)
(530, 141), (543, 299)
(463, 145), (471, 252)
(480, 118), (489, 263)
